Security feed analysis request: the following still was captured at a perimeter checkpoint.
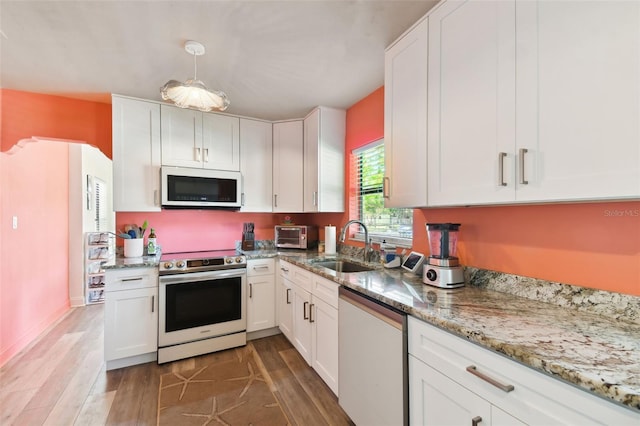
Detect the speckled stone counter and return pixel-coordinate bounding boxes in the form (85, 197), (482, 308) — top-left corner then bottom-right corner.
(276, 252), (640, 414)
(102, 252), (161, 269)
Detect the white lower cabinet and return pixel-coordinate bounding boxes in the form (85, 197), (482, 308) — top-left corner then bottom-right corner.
(408, 316), (639, 425)
(278, 260), (340, 395)
(104, 267), (158, 370)
(246, 259), (276, 332)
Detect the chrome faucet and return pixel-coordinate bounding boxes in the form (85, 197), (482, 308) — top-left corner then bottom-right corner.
(340, 220), (370, 262)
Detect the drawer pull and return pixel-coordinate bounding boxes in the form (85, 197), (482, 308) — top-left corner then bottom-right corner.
(309, 304), (315, 323)
(286, 288), (291, 304)
(498, 152), (507, 186)
(254, 265), (270, 270)
(519, 148), (529, 185)
(303, 301), (309, 320)
(122, 277), (143, 282)
(249, 283), (253, 298)
(472, 416), (482, 426)
(151, 295), (155, 313)
(466, 365), (514, 393)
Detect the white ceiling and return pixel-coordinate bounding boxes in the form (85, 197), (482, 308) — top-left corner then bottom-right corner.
(0, 0), (438, 121)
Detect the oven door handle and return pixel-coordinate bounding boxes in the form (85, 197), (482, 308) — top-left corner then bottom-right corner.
(159, 269), (246, 285)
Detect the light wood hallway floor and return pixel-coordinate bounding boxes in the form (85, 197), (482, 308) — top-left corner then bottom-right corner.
(0, 304), (353, 425)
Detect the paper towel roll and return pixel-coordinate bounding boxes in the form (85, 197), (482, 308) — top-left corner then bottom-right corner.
(325, 225), (337, 255)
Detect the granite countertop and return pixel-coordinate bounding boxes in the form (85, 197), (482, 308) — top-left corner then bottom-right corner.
(275, 252), (640, 414)
(102, 252), (161, 269)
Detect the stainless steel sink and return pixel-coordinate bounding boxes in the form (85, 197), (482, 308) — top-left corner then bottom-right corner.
(314, 260), (375, 273)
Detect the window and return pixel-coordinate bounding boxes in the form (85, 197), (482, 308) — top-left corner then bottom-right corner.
(353, 140), (413, 244)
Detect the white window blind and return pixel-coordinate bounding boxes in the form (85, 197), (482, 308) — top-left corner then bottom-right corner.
(353, 140), (412, 243)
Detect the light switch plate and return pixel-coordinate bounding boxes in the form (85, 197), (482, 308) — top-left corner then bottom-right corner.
(12, 216), (18, 229)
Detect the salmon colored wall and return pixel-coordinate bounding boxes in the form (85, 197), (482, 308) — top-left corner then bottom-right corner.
(1, 89), (112, 158)
(0, 141), (71, 366)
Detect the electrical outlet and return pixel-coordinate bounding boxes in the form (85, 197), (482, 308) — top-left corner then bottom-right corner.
(12, 216), (18, 229)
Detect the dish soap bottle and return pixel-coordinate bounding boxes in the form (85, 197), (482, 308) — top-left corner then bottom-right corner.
(147, 228), (157, 255)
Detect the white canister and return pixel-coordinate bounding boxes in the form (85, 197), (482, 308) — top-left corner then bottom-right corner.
(325, 225), (337, 255)
(124, 238), (144, 257)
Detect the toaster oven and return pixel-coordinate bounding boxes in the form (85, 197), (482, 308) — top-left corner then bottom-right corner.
(275, 225), (318, 249)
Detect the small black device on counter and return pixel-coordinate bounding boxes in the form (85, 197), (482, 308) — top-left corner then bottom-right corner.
(401, 251), (425, 274)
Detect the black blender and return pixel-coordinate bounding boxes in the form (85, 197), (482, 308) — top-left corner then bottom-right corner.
(423, 223), (464, 288)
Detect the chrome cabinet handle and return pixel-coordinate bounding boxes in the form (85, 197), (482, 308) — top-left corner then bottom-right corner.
(466, 365), (514, 392)
(286, 288), (291, 304)
(153, 189), (158, 206)
(204, 148), (209, 163)
(519, 148), (529, 185)
(249, 283), (253, 298)
(309, 303), (315, 323)
(122, 277), (143, 282)
(383, 177), (390, 198)
(313, 191), (317, 206)
(274, 194), (278, 208)
(241, 193), (245, 206)
(303, 301), (309, 320)
(151, 295), (155, 313)
(254, 265), (270, 271)
(472, 416), (482, 426)
(280, 267), (289, 273)
(195, 147), (201, 162)
(498, 152), (507, 186)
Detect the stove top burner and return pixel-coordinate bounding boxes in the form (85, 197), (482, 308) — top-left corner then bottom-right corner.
(159, 249), (246, 274)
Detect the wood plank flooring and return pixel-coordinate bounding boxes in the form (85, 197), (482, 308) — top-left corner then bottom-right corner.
(0, 305), (353, 425)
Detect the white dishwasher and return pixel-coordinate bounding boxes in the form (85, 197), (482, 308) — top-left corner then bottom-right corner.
(338, 286), (408, 426)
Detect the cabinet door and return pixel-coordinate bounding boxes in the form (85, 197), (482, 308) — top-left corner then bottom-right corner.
(311, 297), (339, 395)
(303, 108), (320, 212)
(273, 120), (304, 212)
(160, 105), (203, 168)
(291, 283), (312, 364)
(112, 96), (161, 212)
(410, 355), (491, 426)
(202, 113), (240, 171)
(104, 287), (158, 361)
(384, 17), (428, 208)
(515, 0), (640, 202)
(278, 275), (294, 342)
(247, 274), (276, 332)
(304, 107), (346, 213)
(240, 119), (273, 212)
(427, 0), (516, 206)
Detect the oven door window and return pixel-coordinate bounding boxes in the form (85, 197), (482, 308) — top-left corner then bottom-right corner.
(165, 276), (242, 332)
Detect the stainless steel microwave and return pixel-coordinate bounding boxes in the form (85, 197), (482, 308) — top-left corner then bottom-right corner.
(161, 166), (242, 209)
(275, 225), (318, 249)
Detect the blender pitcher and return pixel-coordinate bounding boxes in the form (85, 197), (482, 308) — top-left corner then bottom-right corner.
(426, 223), (461, 265)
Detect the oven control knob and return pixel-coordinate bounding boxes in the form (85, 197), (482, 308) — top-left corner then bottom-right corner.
(176, 260), (186, 269)
(235, 257), (244, 264)
(225, 258), (233, 264)
(163, 262), (174, 270)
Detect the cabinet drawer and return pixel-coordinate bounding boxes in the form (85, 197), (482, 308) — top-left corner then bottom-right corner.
(105, 268), (158, 292)
(408, 316), (638, 425)
(279, 260), (312, 292)
(312, 275), (339, 308)
(247, 258), (275, 276)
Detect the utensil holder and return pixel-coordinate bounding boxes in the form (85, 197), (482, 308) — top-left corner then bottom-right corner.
(124, 238), (143, 257)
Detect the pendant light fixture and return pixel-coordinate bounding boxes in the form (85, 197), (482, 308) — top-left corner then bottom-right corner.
(160, 40), (230, 112)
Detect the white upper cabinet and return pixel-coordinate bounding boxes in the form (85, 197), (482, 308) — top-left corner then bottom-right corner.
(273, 120), (304, 212)
(240, 118), (273, 212)
(303, 107), (346, 212)
(514, 0), (640, 202)
(384, 17), (429, 208)
(426, 0), (640, 206)
(427, 0), (516, 206)
(161, 104), (240, 171)
(112, 95), (161, 212)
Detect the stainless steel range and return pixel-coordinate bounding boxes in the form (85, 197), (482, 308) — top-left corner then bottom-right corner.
(158, 250), (247, 364)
